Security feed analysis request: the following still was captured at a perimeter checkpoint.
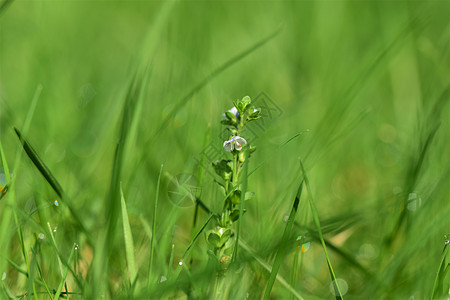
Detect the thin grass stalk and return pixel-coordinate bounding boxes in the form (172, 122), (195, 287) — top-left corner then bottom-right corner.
(3, 86), (41, 282)
(263, 179), (303, 300)
(300, 160), (343, 299)
(430, 240), (449, 299)
(148, 164), (163, 289)
(120, 183), (137, 284)
(53, 244), (76, 300)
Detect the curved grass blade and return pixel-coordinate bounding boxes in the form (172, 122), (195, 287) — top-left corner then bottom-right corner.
(14, 127), (91, 244)
(172, 214), (214, 279)
(430, 240), (449, 299)
(153, 25), (283, 138)
(34, 257), (52, 299)
(120, 183), (137, 284)
(0, 85), (41, 279)
(304, 16), (425, 163)
(248, 131), (308, 178)
(14, 127), (64, 199)
(239, 240), (304, 300)
(148, 164), (163, 289)
(386, 122), (440, 248)
(53, 244), (76, 300)
(300, 160), (343, 299)
(188, 198), (304, 300)
(263, 179), (303, 300)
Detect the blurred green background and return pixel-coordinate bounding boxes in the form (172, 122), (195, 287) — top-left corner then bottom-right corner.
(0, 1), (449, 299)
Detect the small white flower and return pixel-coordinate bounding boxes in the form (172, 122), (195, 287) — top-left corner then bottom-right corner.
(222, 107), (240, 120)
(223, 136), (247, 152)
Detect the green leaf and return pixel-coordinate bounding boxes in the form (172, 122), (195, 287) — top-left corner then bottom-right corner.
(212, 160), (232, 181)
(234, 96), (252, 114)
(225, 111), (238, 123)
(207, 231), (221, 248)
(229, 190), (241, 205)
(206, 227), (232, 248)
(221, 119), (235, 126)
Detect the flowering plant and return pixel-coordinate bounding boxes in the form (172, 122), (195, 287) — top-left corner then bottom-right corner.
(206, 96), (261, 267)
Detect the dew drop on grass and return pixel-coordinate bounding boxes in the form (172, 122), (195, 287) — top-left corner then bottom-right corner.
(53, 226), (57, 233)
(38, 233), (45, 240)
(1, 272), (5, 281)
(301, 242), (310, 253)
(160, 276), (167, 283)
(329, 278), (349, 296)
(54, 200), (59, 207)
(296, 235), (311, 252)
(75, 244), (79, 250)
(178, 261), (183, 266)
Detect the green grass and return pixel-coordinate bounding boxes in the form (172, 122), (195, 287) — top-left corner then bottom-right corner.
(0, 1), (449, 299)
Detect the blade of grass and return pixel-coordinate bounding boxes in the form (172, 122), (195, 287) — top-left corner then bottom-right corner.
(0, 254), (52, 291)
(120, 183), (137, 284)
(1, 280), (16, 299)
(248, 132), (308, 178)
(46, 223), (64, 278)
(13, 127), (64, 198)
(167, 243), (175, 278)
(34, 257), (52, 299)
(263, 179), (303, 300)
(53, 244), (76, 300)
(44, 220), (83, 291)
(172, 214), (214, 279)
(186, 198), (305, 300)
(13, 127), (91, 244)
(300, 160), (343, 299)
(148, 164), (163, 289)
(289, 245), (300, 300)
(27, 240), (38, 300)
(239, 240), (304, 300)
(191, 127), (211, 233)
(153, 25), (283, 139)
(386, 123), (440, 248)
(90, 68), (147, 297)
(2, 85), (41, 279)
(430, 240), (449, 299)
(304, 16), (424, 163)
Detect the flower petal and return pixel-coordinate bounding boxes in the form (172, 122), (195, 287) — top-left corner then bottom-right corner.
(223, 140), (233, 152)
(229, 107), (239, 117)
(235, 137), (247, 146)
